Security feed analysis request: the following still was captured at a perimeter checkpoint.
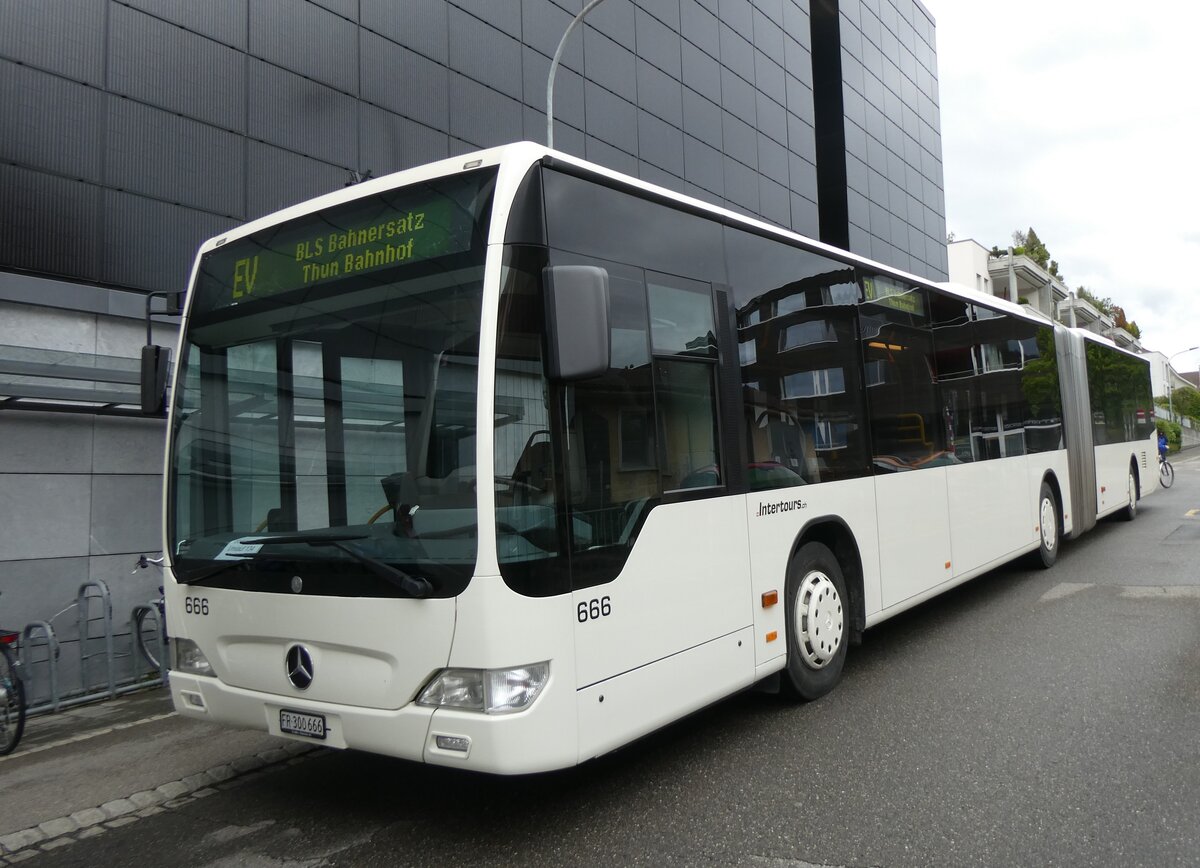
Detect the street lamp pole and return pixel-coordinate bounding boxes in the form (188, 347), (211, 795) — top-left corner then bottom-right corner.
(1167, 346), (1199, 423)
(546, 0), (608, 149)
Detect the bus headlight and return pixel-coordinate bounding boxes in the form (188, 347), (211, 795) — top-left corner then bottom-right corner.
(417, 662), (549, 714)
(171, 638), (214, 676)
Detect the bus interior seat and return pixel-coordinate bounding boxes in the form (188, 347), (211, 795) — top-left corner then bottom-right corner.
(512, 439), (554, 504)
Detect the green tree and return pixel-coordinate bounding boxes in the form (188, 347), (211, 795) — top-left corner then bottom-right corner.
(1170, 385), (1200, 418)
(1011, 228), (1061, 279)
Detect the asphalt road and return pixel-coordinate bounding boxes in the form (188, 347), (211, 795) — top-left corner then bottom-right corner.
(25, 456), (1200, 867)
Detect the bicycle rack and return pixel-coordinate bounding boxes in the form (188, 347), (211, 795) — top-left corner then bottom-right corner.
(77, 580), (117, 700)
(130, 602), (167, 682)
(20, 621), (61, 714)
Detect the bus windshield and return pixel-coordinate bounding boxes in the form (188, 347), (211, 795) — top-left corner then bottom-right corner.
(168, 169), (497, 598)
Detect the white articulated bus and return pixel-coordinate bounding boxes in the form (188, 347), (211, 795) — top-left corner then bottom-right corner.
(161, 142), (1156, 774)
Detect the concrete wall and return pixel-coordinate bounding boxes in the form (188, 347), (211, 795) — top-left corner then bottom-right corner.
(0, 283), (176, 697)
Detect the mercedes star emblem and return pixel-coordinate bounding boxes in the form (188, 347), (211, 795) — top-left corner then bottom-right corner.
(285, 644), (314, 690)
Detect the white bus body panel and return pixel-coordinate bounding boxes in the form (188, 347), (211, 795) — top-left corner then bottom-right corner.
(170, 673), (436, 760)
(426, 573), (580, 774)
(576, 626), (755, 762)
(571, 496), (753, 689)
(571, 497), (754, 760)
(876, 467), (952, 607)
(745, 476), (880, 666)
(1094, 439), (1154, 518)
(167, 587), (456, 710)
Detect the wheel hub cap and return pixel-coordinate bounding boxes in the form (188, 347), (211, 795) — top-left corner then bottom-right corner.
(796, 571), (843, 669)
(1040, 497), (1056, 551)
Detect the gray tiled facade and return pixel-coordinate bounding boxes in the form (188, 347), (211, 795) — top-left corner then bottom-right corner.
(0, 0), (945, 683)
(839, 0), (946, 277)
(1, 0), (943, 297)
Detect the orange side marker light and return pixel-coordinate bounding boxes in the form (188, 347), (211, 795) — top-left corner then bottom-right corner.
(762, 590), (778, 607)
(766, 631), (778, 643)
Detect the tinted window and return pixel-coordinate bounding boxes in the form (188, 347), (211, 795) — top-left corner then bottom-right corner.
(727, 227), (868, 486)
(1085, 340), (1154, 445)
(930, 296), (1063, 461)
(860, 274), (949, 472)
(542, 169), (726, 283)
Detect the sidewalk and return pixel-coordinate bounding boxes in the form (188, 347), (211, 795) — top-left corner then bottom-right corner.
(0, 686), (317, 862)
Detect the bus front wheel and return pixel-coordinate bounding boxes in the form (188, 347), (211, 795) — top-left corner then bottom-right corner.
(784, 541), (849, 701)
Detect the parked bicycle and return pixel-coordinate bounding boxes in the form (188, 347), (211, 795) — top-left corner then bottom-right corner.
(132, 556), (167, 673)
(1160, 453), (1175, 489)
(1, 592), (27, 756)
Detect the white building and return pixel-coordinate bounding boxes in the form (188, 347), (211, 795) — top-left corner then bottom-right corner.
(947, 239), (1142, 351)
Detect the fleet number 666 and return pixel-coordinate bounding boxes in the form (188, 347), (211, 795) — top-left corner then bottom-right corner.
(577, 596), (611, 622)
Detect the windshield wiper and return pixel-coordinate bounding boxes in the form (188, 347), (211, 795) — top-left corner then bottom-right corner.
(243, 533), (434, 598)
(176, 533), (372, 587)
(178, 557), (258, 587)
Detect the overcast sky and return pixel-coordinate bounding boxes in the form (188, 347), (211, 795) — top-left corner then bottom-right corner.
(924, 0), (1200, 365)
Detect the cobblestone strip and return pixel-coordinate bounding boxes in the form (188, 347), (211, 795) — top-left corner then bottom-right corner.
(0, 741), (318, 864)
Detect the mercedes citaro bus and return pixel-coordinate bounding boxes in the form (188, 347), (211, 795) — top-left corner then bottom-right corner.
(158, 142), (1156, 774)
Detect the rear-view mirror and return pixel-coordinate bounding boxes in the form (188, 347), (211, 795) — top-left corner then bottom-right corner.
(543, 265), (610, 381)
(141, 344), (171, 415)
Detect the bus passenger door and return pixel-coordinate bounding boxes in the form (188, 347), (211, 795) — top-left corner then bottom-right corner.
(561, 268), (754, 759)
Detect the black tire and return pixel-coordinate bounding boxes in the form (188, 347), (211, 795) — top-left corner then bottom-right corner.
(783, 541), (849, 701)
(0, 642), (26, 756)
(134, 606), (164, 671)
(1120, 465), (1139, 521)
(1033, 481), (1060, 569)
(1160, 460), (1174, 489)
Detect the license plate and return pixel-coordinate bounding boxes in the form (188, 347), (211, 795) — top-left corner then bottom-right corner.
(279, 709), (326, 740)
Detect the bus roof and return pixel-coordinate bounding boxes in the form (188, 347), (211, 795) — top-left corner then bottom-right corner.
(193, 140), (1051, 331)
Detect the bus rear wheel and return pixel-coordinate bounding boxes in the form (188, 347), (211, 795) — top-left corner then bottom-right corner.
(1034, 481), (1059, 569)
(1120, 465), (1138, 521)
(784, 541), (848, 701)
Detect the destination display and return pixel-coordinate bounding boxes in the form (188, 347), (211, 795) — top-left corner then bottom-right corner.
(863, 275), (925, 316)
(193, 172), (495, 314)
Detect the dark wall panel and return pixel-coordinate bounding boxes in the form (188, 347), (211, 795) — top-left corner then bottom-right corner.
(122, 0), (249, 50)
(246, 141), (353, 219)
(105, 97), (244, 218)
(524, 47), (585, 130)
(449, 73), (524, 148)
(361, 0), (448, 63)
(101, 191), (232, 291)
(449, 7), (523, 100)
(360, 32), (450, 130)
(636, 8), (682, 79)
(450, 0), (522, 39)
(249, 0), (359, 95)
(0, 61), (105, 184)
(637, 59), (684, 127)
(247, 59), (358, 167)
(361, 105), (451, 177)
(0, 166), (102, 281)
(583, 28), (637, 102)
(0, 0), (105, 85)
(0, 0), (941, 296)
(108, 5), (247, 132)
(683, 134), (724, 196)
(637, 110), (684, 172)
(584, 82), (639, 155)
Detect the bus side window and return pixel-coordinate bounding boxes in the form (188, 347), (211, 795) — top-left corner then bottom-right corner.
(859, 275), (946, 471)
